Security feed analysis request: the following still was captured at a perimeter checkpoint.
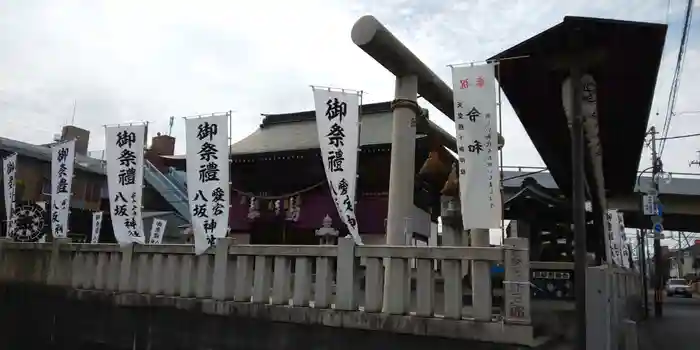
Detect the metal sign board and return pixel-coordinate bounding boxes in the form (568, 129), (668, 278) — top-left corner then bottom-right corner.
(653, 223), (663, 233)
(642, 195), (657, 216)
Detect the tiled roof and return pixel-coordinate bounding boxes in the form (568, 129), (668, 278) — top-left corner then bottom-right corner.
(229, 102), (454, 155)
(0, 137), (106, 175)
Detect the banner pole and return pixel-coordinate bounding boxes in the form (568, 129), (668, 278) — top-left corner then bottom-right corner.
(228, 110), (233, 237)
(497, 63), (506, 244)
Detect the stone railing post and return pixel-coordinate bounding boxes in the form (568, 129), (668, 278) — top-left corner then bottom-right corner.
(440, 196), (464, 319)
(212, 238), (234, 300)
(503, 237), (531, 324)
(622, 319), (638, 350)
(118, 243), (135, 292)
(0, 237), (10, 281)
(335, 237), (357, 310)
(472, 227), (492, 321)
(47, 238), (72, 286)
(587, 266), (612, 349)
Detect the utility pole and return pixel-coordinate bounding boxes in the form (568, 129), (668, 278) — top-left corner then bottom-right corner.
(650, 126), (663, 318)
(675, 232), (684, 277)
(168, 116), (175, 136)
(638, 228), (649, 318)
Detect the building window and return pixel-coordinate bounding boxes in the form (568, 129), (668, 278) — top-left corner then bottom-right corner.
(85, 181), (94, 202)
(73, 177), (85, 200)
(40, 177), (51, 197)
(87, 181), (102, 202)
(16, 180), (25, 202)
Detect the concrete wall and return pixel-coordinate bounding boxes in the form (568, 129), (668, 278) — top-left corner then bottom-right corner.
(0, 239), (536, 347)
(0, 283), (527, 350)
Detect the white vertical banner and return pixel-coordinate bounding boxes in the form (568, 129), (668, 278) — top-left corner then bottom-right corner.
(312, 89), (362, 245)
(149, 218), (167, 245)
(105, 124), (146, 245)
(617, 211), (630, 268)
(2, 153), (17, 237)
(50, 140), (76, 239)
(91, 211), (103, 244)
(601, 207), (613, 267)
(607, 209), (622, 266)
(185, 115), (230, 255)
(450, 64), (502, 229)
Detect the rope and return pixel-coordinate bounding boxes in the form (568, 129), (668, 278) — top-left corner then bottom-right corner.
(231, 180), (325, 200)
(502, 168), (548, 181)
(390, 98), (422, 116)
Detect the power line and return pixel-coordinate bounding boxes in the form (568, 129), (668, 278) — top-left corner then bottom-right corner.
(657, 132), (700, 141)
(674, 110), (700, 116)
(659, 0), (695, 157)
(502, 168), (548, 181)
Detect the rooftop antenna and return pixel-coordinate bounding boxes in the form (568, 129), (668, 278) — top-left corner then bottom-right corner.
(168, 116), (175, 136)
(70, 100), (77, 125)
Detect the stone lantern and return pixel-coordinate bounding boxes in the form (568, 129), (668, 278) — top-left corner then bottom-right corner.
(315, 214), (339, 245)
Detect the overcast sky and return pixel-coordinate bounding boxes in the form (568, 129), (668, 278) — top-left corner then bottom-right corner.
(1, 0), (699, 174)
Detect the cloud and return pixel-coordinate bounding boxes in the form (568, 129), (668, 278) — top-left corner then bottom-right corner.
(0, 0), (698, 175)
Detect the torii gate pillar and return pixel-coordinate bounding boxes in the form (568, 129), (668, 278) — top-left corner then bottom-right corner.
(351, 16), (440, 314)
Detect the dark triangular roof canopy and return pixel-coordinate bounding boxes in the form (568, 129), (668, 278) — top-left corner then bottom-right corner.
(504, 177), (569, 220)
(490, 16), (667, 196)
(504, 177), (598, 222)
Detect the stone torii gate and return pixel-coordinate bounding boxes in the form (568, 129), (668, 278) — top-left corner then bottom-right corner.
(351, 15), (504, 318)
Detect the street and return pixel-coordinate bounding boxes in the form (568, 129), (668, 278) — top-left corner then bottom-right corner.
(640, 295), (700, 350)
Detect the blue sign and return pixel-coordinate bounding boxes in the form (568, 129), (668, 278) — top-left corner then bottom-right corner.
(657, 203), (664, 216)
(653, 223), (663, 233)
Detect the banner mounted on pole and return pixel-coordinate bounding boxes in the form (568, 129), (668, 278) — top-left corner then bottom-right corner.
(2, 153), (17, 237)
(105, 124), (146, 245)
(50, 140), (76, 239)
(450, 64), (502, 229)
(91, 211), (103, 244)
(606, 209), (623, 266)
(617, 211), (630, 268)
(312, 88), (362, 245)
(149, 218), (167, 245)
(185, 114), (231, 255)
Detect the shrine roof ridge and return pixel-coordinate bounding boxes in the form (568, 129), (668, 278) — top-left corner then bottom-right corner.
(259, 101), (398, 128)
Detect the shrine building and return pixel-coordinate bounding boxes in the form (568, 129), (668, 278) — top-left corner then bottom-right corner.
(160, 102), (458, 246)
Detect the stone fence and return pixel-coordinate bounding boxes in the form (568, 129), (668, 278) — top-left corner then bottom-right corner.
(0, 237), (536, 347)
